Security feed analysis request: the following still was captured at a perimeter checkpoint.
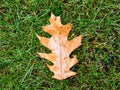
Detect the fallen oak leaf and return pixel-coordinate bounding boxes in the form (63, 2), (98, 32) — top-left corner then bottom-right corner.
(36, 13), (82, 80)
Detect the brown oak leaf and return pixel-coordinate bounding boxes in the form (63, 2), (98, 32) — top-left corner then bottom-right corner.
(36, 13), (82, 80)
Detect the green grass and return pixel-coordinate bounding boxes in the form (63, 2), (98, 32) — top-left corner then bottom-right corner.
(0, 0), (120, 89)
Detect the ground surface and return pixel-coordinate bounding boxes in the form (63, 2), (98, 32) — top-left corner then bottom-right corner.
(0, 0), (120, 90)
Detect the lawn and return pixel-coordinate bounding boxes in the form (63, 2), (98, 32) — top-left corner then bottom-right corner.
(0, 0), (120, 90)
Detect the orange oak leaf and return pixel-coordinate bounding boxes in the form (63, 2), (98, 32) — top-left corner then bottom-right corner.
(36, 13), (82, 80)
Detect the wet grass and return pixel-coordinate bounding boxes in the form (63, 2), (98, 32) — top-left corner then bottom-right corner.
(0, 0), (120, 90)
